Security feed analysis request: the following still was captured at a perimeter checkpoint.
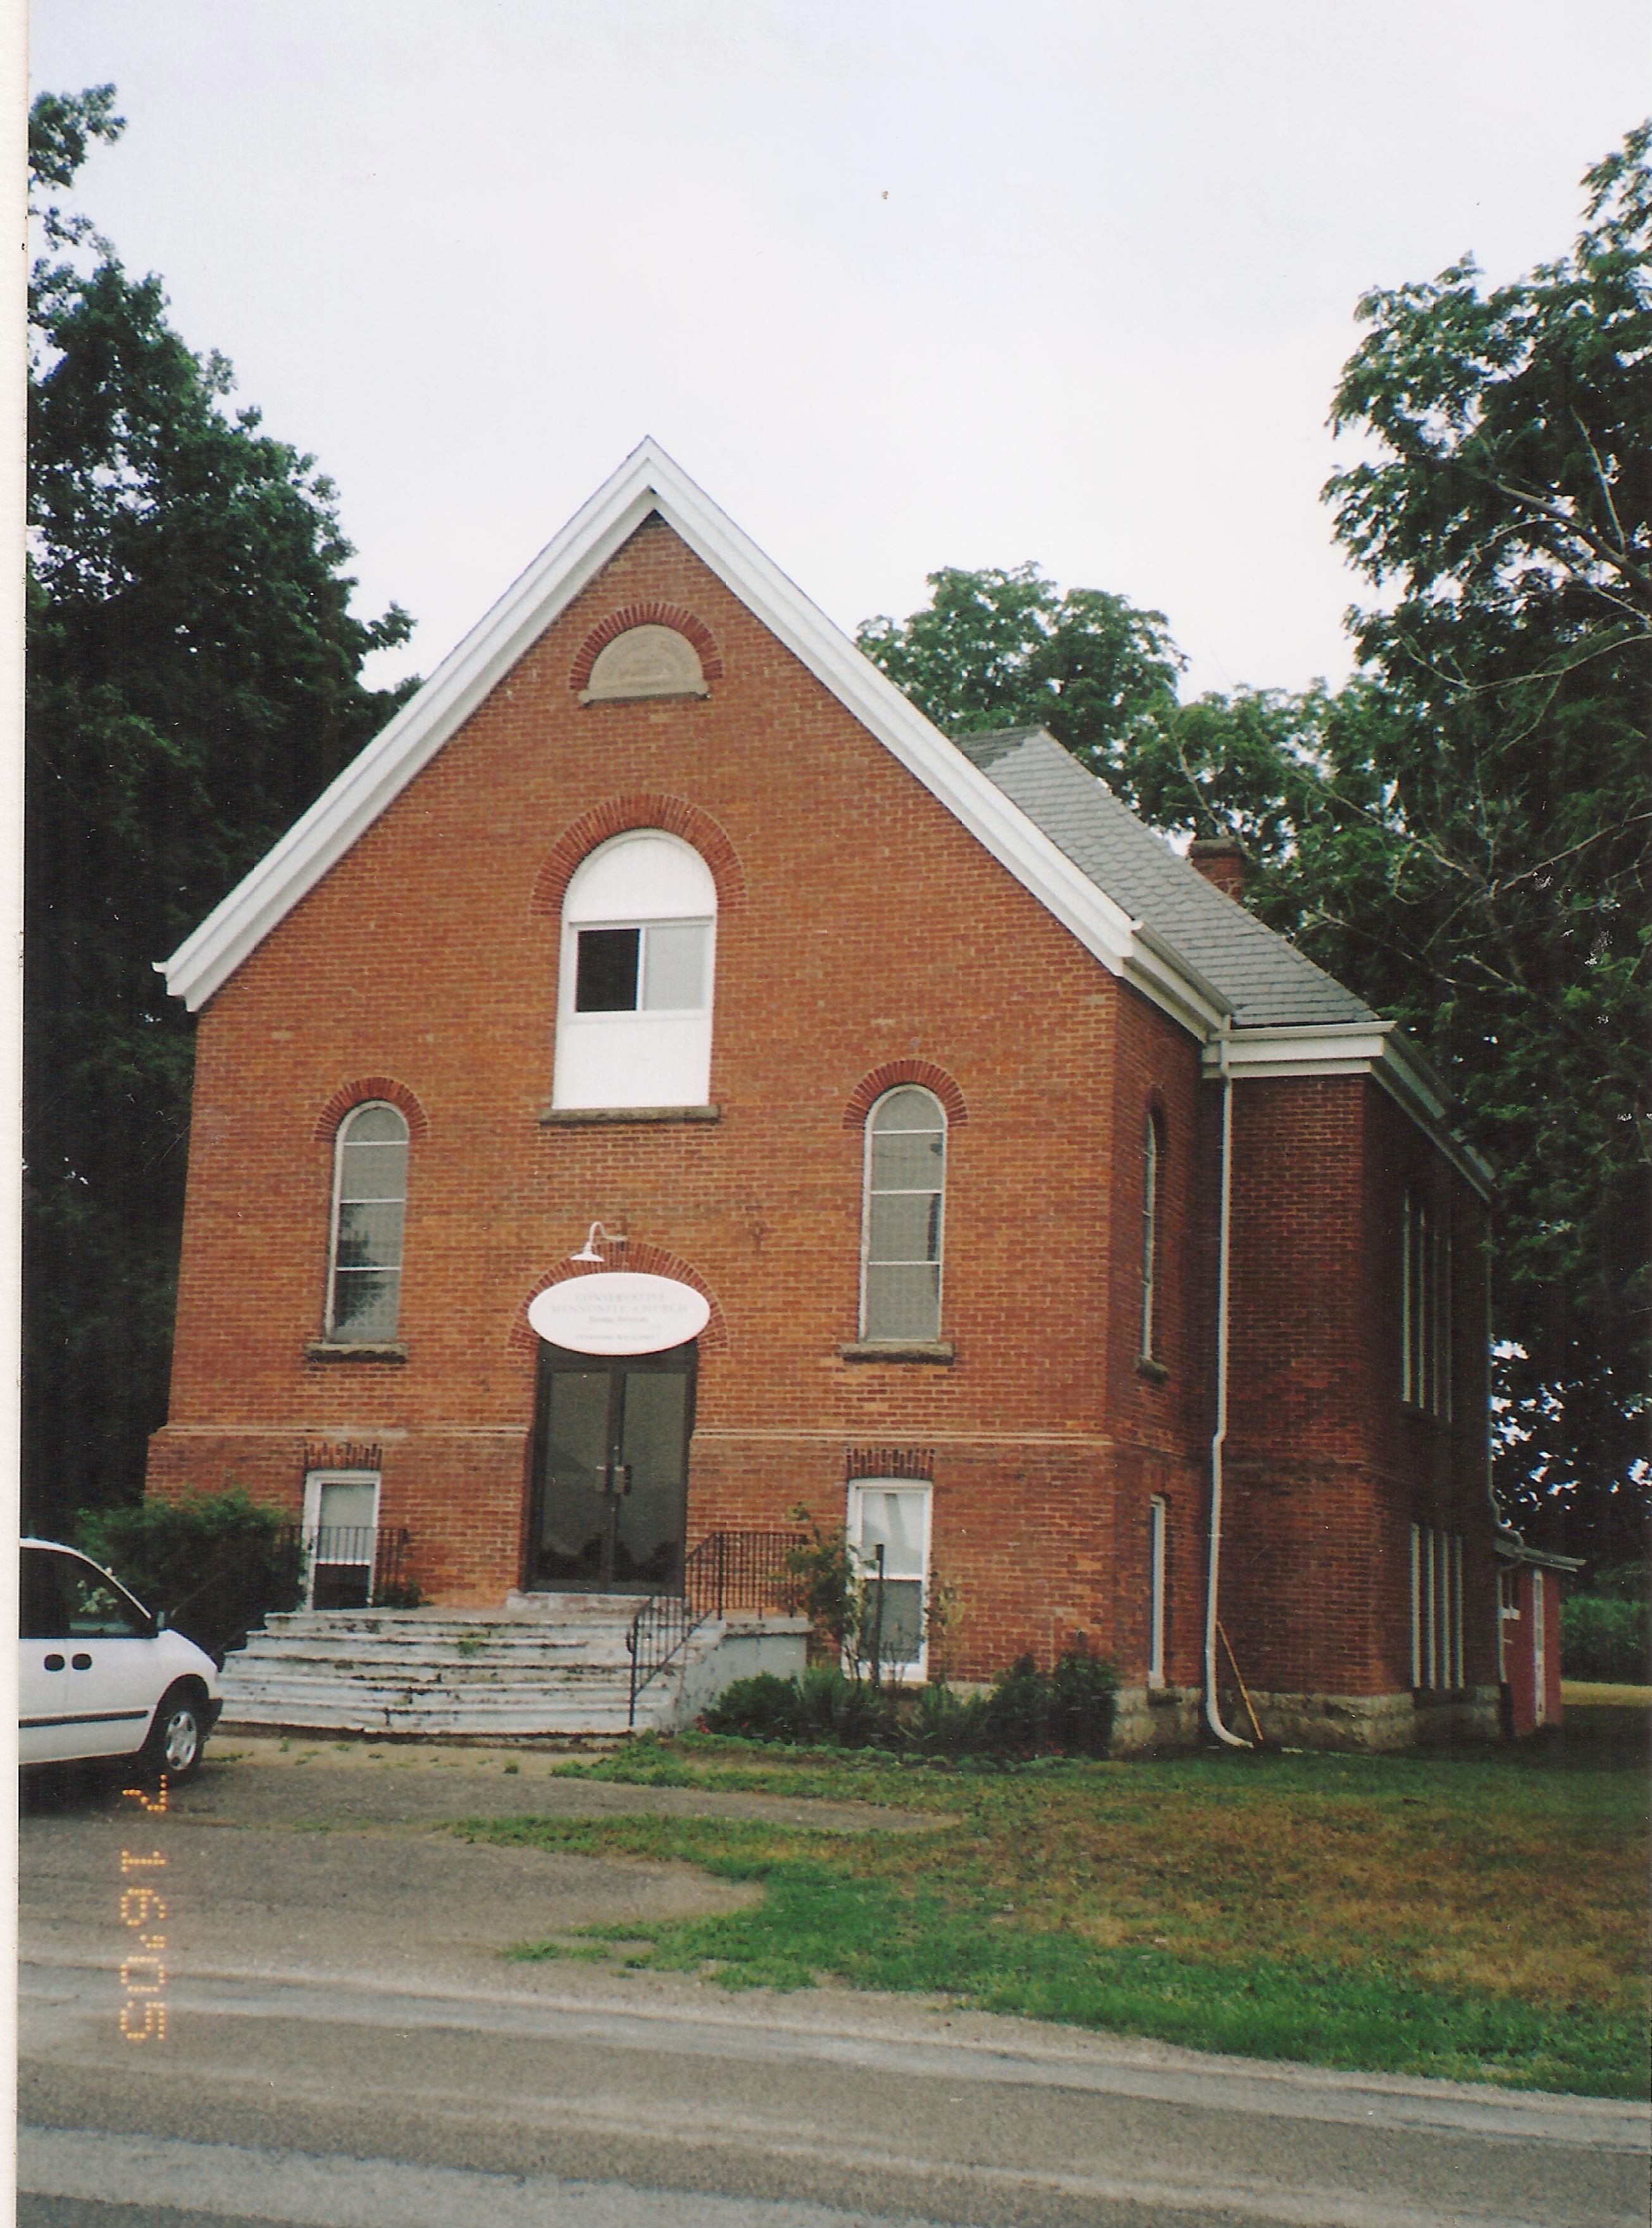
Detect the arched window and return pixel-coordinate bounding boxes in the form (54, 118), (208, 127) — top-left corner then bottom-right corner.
(1140, 1111), (1162, 1362)
(861, 1086), (946, 1341)
(326, 1103), (409, 1341)
(553, 832), (717, 1110)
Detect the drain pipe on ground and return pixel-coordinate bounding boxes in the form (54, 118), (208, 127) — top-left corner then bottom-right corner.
(1204, 1016), (1252, 1750)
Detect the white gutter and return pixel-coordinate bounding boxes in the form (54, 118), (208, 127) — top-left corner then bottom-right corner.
(1203, 1016), (1251, 1749)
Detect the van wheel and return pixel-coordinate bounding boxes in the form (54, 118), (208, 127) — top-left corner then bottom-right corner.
(142, 1686), (207, 1779)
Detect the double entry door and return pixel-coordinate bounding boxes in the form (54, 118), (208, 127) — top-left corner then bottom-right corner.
(530, 1341), (695, 1592)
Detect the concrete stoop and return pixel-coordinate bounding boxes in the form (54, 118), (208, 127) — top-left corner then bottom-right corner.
(215, 1599), (724, 1739)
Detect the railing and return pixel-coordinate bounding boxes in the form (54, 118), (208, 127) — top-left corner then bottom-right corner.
(627, 1529), (805, 1727)
(274, 1524), (413, 1610)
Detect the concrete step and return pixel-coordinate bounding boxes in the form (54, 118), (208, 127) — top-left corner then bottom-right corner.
(232, 1631), (641, 1666)
(216, 1603), (721, 1738)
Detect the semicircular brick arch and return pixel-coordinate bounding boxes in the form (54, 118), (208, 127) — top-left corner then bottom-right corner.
(311, 1075), (431, 1145)
(507, 1242), (730, 1359)
(842, 1060), (968, 1131)
(569, 602), (724, 695)
(531, 795), (746, 921)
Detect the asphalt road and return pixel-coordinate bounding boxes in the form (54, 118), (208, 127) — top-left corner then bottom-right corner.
(20, 1741), (1651, 2228)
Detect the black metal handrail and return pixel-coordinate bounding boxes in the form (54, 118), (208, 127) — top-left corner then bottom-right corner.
(274, 1524), (412, 1608)
(626, 1529), (805, 1726)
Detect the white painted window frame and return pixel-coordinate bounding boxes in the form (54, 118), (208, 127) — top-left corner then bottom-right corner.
(300, 1469), (382, 1609)
(1141, 1112), (1161, 1362)
(325, 1101), (409, 1342)
(859, 1086), (947, 1343)
(845, 1479), (932, 1684)
(1531, 1570), (1547, 1726)
(553, 833), (717, 1111)
(1401, 1192), (1453, 1421)
(1148, 1496), (1167, 1688)
(1410, 1522), (1463, 1691)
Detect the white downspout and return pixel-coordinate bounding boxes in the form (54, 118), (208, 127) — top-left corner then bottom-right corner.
(1205, 1016), (1251, 1748)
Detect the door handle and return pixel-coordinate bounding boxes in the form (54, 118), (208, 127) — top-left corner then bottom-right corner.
(611, 1464), (633, 1497)
(44, 1654), (65, 1671)
(71, 1652), (93, 1670)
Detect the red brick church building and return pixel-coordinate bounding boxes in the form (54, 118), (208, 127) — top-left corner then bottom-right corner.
(150, 440), (1503, 1748)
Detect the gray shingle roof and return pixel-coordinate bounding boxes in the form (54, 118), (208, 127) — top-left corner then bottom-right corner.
(957, 727), (1377, 1030)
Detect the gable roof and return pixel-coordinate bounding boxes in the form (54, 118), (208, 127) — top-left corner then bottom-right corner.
(957, 728), (1376, 1030)
(153, 441), (1486, 1192)
(158, 439), (1222, 1035)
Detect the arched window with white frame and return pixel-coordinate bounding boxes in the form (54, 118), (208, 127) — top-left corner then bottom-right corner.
(326, 1102), (409, 1342)
(553, 831), (717, 1110)
(860, 1086), (947, 1341)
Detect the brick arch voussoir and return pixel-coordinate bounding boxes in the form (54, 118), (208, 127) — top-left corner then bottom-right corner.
(312, 1076), (431, 1146)
(568, 602), (724, 694)
(842, 1061), (968, 1132)
(507, 1245), (730, 1360)
(530, 795), (746, 921)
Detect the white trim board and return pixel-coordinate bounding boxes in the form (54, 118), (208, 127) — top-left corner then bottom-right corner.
(1203, 1024), (1494, 1198)
(155, 440), (1226, 1038)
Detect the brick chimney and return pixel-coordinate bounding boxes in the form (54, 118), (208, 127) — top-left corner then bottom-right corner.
(1188, 835), (1249, 904)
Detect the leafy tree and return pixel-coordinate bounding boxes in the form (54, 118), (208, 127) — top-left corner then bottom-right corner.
(1316, 122), (1649, 1548)
(859, 126), (1651, 1554)
(26, 89), (416, 1534)
(857, 563), (1184, 766)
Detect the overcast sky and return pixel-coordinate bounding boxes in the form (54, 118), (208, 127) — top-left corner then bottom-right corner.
(28, 2), (1646, 700)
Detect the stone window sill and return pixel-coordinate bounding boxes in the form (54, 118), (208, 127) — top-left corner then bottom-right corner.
(579, 687), (710, 706)
(838, 1340), (955, 1366)
(1136, 1355), (1170, 1384)
(305, 1341), (408, 1364)
(540, 1104), (721, 1126)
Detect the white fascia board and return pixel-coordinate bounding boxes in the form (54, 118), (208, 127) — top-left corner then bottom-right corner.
(157, 437), (1227, 1038)
(1205, 1023), (1493, 1198)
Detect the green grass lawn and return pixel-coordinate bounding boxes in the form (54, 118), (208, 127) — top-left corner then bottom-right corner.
(452, 1705), (1650, 2100)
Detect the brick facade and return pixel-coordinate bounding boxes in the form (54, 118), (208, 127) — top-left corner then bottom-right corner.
(150, 503), (1498, 1746)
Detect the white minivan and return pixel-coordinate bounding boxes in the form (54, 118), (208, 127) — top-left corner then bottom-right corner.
(20, 1540), (223, 1775)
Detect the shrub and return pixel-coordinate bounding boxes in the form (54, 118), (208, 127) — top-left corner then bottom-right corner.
(1048, 1635), (1120, 1757)
(1562, 1592), (1651, 1683)
(75, 1486), (304, 1664)
(703, 1667), (900, 1746)
(703, 1643), (1117, 1760)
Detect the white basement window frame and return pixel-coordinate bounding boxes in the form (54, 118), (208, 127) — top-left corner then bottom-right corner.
(1148, 1495), (1168, 1688)
(301, 1469), (382, 1609)
(846, 1481), (932, 1684)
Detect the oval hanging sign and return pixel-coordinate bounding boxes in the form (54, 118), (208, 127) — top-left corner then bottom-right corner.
(528, 1271), (711, 1357)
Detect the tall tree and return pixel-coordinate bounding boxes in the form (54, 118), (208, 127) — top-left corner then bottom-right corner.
(1315, 123), (1649, 1550)
(26, 89), (416, 1533)
(860, 127), (1651, 1557)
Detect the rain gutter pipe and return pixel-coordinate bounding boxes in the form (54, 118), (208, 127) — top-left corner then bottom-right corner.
(1204, 1016), (1251, 1749)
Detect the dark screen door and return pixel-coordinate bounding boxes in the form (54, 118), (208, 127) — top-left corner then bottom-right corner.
(530, 1341), (695, 1591)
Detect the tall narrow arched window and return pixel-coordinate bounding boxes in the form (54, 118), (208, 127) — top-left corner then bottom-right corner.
(554, 832), (717, 1110)
(326, 1103), (409, 1342)
(1140, 1111), (1162, 1362)
(861, 1087), (946, 1341)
